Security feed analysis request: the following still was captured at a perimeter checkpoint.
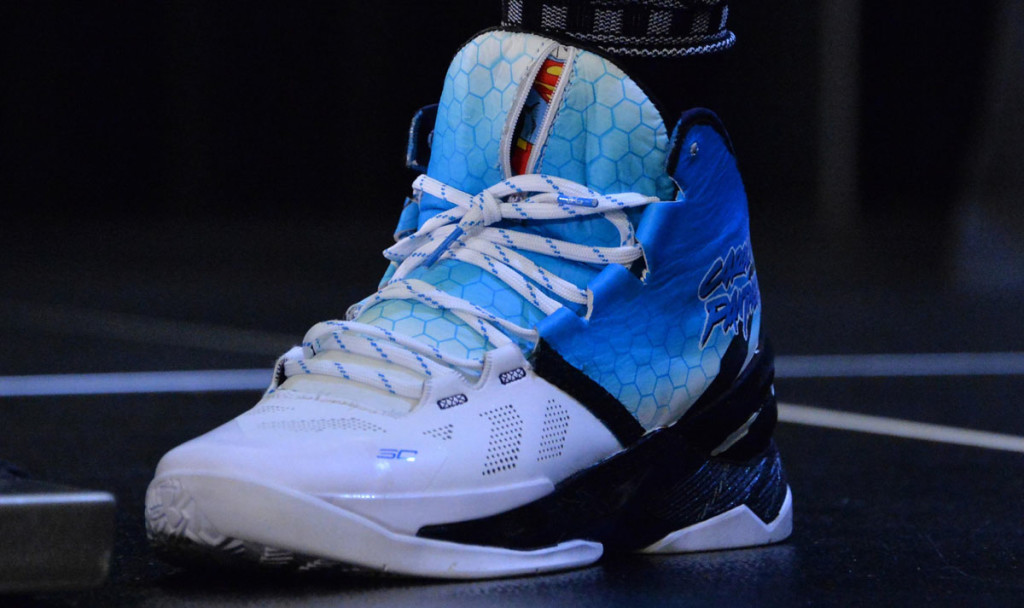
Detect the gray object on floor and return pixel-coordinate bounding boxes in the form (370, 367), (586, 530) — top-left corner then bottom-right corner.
(0, 466), (116, 594)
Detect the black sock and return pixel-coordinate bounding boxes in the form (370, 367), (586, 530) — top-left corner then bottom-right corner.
(500, 0), (733, 123)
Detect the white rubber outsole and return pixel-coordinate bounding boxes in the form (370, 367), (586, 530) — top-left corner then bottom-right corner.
(146, 473), (792, 579)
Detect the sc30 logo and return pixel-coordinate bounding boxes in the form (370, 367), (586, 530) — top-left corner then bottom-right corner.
(376, 448), (419, 461)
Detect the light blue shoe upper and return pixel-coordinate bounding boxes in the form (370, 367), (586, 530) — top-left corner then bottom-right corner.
(361, 31), (760, 429)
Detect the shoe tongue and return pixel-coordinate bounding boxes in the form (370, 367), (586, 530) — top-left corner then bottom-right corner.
(419, 30), (676, 223)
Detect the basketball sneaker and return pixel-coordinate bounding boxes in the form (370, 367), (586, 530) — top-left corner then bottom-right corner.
(145, 30), (792, 579)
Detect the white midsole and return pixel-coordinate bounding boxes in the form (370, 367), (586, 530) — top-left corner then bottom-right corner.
(146, 472), (602, 579)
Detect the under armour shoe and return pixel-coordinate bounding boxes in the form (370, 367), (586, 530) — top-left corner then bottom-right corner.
(145, 30), (792, 579)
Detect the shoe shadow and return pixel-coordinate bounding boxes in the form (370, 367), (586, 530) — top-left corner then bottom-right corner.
(144, 545), (798, 608)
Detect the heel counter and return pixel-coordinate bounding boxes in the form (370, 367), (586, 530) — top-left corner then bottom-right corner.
(668, 108), (763, 376)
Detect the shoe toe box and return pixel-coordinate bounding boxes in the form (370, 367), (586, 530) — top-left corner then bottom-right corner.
(154, 404), (446, 497)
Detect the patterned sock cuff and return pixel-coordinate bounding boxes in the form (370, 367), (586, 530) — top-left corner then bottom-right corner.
(501, 0), (735, 58)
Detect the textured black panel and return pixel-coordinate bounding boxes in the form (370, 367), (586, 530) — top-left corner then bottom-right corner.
(600, 442), (787, 551)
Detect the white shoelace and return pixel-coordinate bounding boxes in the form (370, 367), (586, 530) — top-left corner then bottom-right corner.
(281, 173), (659, 399)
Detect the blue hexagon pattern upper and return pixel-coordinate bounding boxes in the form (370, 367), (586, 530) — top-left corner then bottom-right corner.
(360, 30), (680, 366)
(537, 110), (762, 430)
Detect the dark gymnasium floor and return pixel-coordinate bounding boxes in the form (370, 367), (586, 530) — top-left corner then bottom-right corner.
(2, 212), (1023, 606)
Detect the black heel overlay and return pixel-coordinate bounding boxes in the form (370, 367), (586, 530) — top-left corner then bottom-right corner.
(671, 339), (778, 462)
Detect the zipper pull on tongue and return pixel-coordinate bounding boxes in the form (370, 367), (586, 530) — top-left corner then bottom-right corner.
(508, 47), (575, 176)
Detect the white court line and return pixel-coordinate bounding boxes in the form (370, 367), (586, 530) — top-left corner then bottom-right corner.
(0, 370), (269, 397)
(2, 370), (1024, 454)
(777, 403), (1024, 454)
(775, 352), (1024, 378)
(6, 297), (1021, 376)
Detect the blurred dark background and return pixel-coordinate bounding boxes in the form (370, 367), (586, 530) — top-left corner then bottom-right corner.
(1, 0), (1022, 361)
(2, 4), (1023, 602)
